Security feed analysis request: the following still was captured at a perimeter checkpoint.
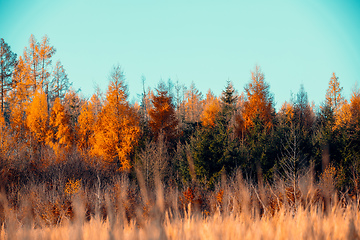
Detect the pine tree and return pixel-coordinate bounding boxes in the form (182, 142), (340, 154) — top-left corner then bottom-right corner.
(184, 82), (203, 123)
(0, 38), (17, 114)
(148, 81), (179, 142)
(220, 80), (237, 115)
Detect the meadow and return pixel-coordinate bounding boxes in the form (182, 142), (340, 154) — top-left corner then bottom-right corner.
(1, 167), (359, 240)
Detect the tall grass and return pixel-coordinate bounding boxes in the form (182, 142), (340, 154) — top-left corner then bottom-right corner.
(0, 169), (359, 240)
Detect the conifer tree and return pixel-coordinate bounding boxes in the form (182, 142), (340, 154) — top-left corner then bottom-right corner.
(200, 90), (221, 127)
(91, 66), (140, 171)
(148, 82), (179, 142)
(242, 65), (274, 132)
(325, 73), (344, 113)
(26, 89), (48, 148)
(77, 100), (95, 153)
(0, 38), (17, 114)
(220, 80), (237, 116)
(47, 98), (73, 157)
(184, 82), (203, 123)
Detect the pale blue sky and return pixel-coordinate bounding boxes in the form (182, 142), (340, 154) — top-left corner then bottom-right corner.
(1, 0), (360, 110)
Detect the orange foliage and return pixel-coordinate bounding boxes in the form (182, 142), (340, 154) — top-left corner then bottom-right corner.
(279, 101), (294, 124)
(8, 57), (31, 142)
(334, 100), (351, 129)
(0, 108), (9, 155)
(325, 73), (344, 113)
(77, 100), (95, 152)
(47, 98), (73, 157)
(242, 65), (274, 131)
(200, 90), (220, 127)
(91, 67), (140, 171)
(148, 83), (179, 141)
(26, 89), (48, 145)
(350, 86), (360, 123)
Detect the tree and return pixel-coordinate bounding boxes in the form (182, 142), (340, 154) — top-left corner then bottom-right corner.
(220, 80), (237, 115)
(26, 89), (48, 150)
(77, 100), (96, 153)
(49, 61), (71, 104)
(8, 57), (31, 144)
(184, 82), (203, 123)
(0, 38), (17, 114)
(23, 34), (55, 93)
(200, 90), (221, 127)
(242, 65), (274, 132)
(91, 66), (140, 171)
(325, 73), (344, 114)
(63, 88), (83, 131)
(148, 82), (179, 142)
(192, 116), (239, 187)
(38, 35), (56, 91)
(0, 108), (9, 157)
(47, 98), (73, 157)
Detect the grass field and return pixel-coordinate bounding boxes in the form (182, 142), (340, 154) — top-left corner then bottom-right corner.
(1, 172), (359, 240)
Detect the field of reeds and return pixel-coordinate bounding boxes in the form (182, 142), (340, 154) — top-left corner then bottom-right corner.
(1, 165), (360, 240)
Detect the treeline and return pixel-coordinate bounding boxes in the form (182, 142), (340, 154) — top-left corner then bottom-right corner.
(1, 35), (360, 192)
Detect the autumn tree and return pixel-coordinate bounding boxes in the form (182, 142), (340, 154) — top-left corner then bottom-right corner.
(0, 108), (9, 157)
(63, 88), (83, 131)
(26, 89), (49, 156)
(184, 82), (203, 123)
(47, 98), (73, 157)
(91, 66), (140, 171)
(325, 73), (344, 113)
(49, 61), (71, 105)
(241, 65), (274, 132)
(8, 56), (31, 144)
(148, 81), (179, 143)
(200, 90), (221, 127)
(0, 38), (17, 114)
(278, 101), (294, 125)
(77, 99), (96, 153)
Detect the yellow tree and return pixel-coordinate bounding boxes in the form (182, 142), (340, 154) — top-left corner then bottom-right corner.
(26, 89), (48, 149)
(350, 86), (360, 123)
(184, 82), (203, 123)
(77, 99), (95, 153)
(200, 89), (221, 127)
(47, 98), (73, 157)
(325, 73), (344, 113)
(23, 34), (55, 93)
(8, 56), (31, 144)
(91, 66), (140, 171)
(279, 101), (294, 125)
(0, 108), (9, 157)
(242, 65), (274, 132)
(334, 100), (351, 129)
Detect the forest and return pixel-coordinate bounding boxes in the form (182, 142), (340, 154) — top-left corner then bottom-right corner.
(1, 35), (360, 239)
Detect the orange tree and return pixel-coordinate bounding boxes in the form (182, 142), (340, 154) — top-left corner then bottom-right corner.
(91, 66), (140, 171)
(148, 82), (179, 144)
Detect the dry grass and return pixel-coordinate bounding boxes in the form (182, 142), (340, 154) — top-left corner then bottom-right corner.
(1, 171), (360, 240)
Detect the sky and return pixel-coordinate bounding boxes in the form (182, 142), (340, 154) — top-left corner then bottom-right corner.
(1, 0), (360, 110)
